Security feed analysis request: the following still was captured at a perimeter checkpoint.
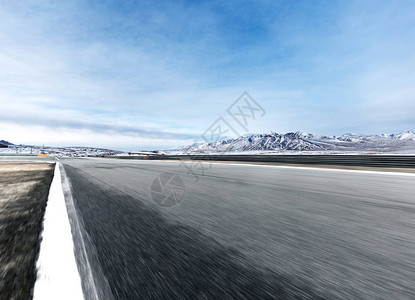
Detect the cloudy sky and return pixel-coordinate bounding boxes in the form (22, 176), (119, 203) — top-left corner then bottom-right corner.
(1, 0), (414, 150)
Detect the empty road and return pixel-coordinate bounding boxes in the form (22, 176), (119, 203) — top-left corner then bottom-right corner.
(60, 158), (415, 299)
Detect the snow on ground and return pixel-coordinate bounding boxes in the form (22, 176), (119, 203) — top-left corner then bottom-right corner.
(0, 145), (123, 157)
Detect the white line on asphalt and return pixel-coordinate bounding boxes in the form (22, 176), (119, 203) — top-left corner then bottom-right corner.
(94, 158), (415, 177)
(34, 163), (84, 300)
(208, 162), (415, 177)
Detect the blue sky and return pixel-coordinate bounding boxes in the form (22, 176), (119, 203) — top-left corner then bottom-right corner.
(1, 0), (414, 150)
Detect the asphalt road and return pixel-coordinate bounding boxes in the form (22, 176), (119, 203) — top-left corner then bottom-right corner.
(60, 158), (415, 299)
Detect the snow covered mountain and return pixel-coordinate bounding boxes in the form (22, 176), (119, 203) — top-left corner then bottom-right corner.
(178, 131), (415, 154)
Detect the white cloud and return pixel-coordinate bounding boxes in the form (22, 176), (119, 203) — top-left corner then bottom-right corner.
(1, 1), (415, 149)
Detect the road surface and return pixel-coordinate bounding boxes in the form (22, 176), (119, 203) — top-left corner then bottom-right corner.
(59, 158), (415, 299)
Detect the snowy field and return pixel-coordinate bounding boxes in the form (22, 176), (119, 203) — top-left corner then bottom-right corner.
(0, 146), (123, 157)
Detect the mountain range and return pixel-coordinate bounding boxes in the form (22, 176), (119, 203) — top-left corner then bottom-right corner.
(3, 131), (415, 155)
(178, 131), (415, 154)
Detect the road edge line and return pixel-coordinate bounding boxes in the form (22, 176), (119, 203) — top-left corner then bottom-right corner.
(33, 163), (84, 300)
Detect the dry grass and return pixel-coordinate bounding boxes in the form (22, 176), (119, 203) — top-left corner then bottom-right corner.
(0, 162), (55, 300)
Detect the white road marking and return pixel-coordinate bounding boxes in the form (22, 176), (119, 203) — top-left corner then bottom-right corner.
(33, 163), (84, 300)
(92, 157), (415, 177)
(209, 162), (415, 177)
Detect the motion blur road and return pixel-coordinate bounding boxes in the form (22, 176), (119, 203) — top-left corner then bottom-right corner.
(60, 158), (415, 299)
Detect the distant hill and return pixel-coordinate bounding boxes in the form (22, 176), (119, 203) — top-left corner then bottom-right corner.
(0, 140), (14, 148)
(0, 142), (123, 157)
